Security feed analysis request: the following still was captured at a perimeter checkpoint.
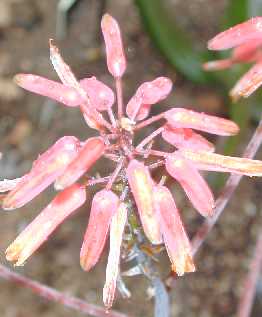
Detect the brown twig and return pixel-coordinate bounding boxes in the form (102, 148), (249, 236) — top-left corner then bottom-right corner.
(0, 264), (130, 317)
(191, 118), (262, 255)
(236, 232), (262, 317)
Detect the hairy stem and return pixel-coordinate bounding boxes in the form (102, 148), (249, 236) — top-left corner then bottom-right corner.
(136, 127), (164, 151)
(136, 148), (168, 158)
(106, 158), (124, 190)
(148, 160), (165, 170)
(82, 176), (110, 187)
(0, 264), (130, 317)
(108, 108), (118, 128)
(236, 232), (262, 317)
(134, 113), (165, 130)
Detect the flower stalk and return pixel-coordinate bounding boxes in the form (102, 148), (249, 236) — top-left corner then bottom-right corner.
(0, 264), (130, 317)
(236, 232), (262, 317)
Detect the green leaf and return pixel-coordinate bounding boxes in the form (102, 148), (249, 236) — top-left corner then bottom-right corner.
(223, 0), (262, 27)
(222, 0), (248, 28)
(135, 0), (214, 83)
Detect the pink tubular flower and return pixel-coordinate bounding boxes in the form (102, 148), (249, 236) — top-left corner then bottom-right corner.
(179, 149), (262, 176)
(208, 18), (262, 51)
(204, 17), (262, 100)
(229, 61), (262, 99)
(126, 77), (173, 121)
(101, 14), (126, 78)
(54, 137), (105, 190)
(162, 125), (215, 152)
(166, 152), (215, 217)
(14, 74), (115, 111)
(6, 184), (86, 266)
(80, 189), (119, 271)
(153, 185), (195, 275)
(3, 136), (81, 210)
(164, 108), (239, 136)
(3, 13), (262, 308)
(127, 159), (162, 245)
(14, 74), (84, 107)
(103, 202), (127, 308)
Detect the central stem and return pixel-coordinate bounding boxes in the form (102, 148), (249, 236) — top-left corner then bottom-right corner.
(116, 77), (124, 119)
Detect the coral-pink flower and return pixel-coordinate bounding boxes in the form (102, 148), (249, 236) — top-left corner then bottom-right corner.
(2, 14), (262, 308)
(204, 17), (262, 100)
(5, 184), (87, 266)
(126, 159), (162, 244)
(153, 185), (195, 275)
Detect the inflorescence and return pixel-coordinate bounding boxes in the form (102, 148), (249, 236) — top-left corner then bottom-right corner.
(2, 14), (262, 308)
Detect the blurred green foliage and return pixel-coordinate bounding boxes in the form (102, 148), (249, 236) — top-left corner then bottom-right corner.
(135, 0), (212, 83)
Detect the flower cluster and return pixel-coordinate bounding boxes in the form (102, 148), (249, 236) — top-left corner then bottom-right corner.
(204, 17), (262, 101)
(2, 14), (262, 308)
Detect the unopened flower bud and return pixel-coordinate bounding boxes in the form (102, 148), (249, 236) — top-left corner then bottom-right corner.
(101, 14), (126, 78)
(126, 77), (172, 121)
